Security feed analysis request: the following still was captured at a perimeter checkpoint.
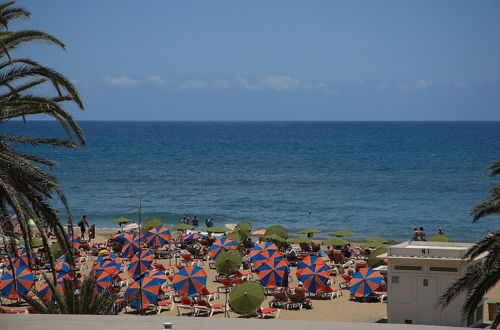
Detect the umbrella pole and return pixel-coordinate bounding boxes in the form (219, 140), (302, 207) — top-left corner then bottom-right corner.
(224, 290), (229, 318)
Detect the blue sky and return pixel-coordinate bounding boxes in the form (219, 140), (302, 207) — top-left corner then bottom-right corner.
(14, 0), (500, 120)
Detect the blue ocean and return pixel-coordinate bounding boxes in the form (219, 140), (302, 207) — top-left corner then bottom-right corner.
(3, 121), (499, 242)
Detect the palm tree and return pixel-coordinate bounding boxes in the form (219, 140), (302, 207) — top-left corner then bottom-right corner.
(0, 1), (85, 279)
(24, 275), (128, 314)
(440, 160), (500, 328)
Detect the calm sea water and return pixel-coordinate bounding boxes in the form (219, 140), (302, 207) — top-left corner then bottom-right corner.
(3, 121), (499, 241)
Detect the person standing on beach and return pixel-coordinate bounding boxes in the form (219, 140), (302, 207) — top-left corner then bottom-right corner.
(205, 217), (214, 228)
(192, 216), (199, 227)
(78, 215), (89, 240)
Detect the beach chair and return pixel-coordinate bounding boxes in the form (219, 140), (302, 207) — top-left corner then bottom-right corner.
(339, 274), (352, 289)
(200, 286), (219, 301)
(257, 307), (280, 319)
(315, 286), (342, 300)
(195, 297), (225, 317)
(299, 243), (311, 252)
(269, 291), (289, 308)
(234, 269), (253, 281)
(154, 295), (175, 314)
(176, 296), (198, 316)
(217, 278), (235, 294)
(152, 263), (175, 276)
(286, 292), (307, 310)
(180, 253), (204, 266)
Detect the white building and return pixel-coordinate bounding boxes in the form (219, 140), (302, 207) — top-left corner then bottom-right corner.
(383, 241), (485, 327)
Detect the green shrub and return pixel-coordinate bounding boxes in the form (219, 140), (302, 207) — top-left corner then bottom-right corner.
(141, 218), (163, 235)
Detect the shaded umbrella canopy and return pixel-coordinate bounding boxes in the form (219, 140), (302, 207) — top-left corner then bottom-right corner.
(322, 237), (349, 246)
(110, 217), (133, 224)
(203, 226), (226, 233)
(367, 247), (387, 268)
(262, 234), (287, 243)
(428, 234), (449, 242)
(330, 229), (356, 237)
(215, 250), (242, 277)
(234, 222), (252, 235)
(361, 241), (385, 249)
(171, 224), (195, 230)
(288, 237), (312, 244)
(365, 236), (389, 244)
(226, 231), (244, 244)
(265, 225), (288, 240)
(296, 228), (321, 234)
(229, 281), (266, 316)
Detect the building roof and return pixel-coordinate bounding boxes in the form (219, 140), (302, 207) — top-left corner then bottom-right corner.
(385, 241), (474, 260)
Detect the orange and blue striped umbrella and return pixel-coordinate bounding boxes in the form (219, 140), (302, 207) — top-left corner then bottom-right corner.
(0, 267), (35, 296)
(258, 258), (290, 288)
(128, 249), (154, 278)
(296, 255), (326, 277)
(90, 269), (113, 293)
(297, 262), (330, 293)
(92, 254), (122, 275)
(111, 232), (132, 241)
(143, 269), (168, 286)
(39, 273), (68, 301)
(208, 237), (238, 260)
(349, 268), (383, 297)
(54, 261), (73, 274)
(121, 234), (144, 258)
(172, 265), (207, 297)
(67, 233), (82, 249)
(249, 242), (278, 260)
(253, 250), (284, 270)
(125, 275), (162, 310)
(145, 226), (171, 248)
(181, 232), (207, 242)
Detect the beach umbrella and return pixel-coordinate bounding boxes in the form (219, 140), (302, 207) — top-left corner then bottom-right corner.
(123, 223), (139, 232)
(110, 232), (132, 241)
(215, 250), (242, 277)
(264, 225), (288, 240)
(297, 262), (331, 293)
(143, 269), (168, 287)
(296, 255), (326, 277)
(92, 255), (122, 275)
(349, 268), (383, 297)
(145, 226), (171, 248)
(171, 224), (195, 231)
(208, 237), (238, 260)
(226, 231), (244, 243)
(204, 226), (226, 233)
(296, 228), (321, 234)
(251, 229), (266, 235)
(262, 234), (287, 243)
(128, 249), (154, 278)
(125, 275), (163, 310)
(288, 237), (313, 244)
(110, 217), (133, 224)
(172, 265), (207, 297)
(90, 269), (113, 294)
(234, 222), (252, 240)
(249, 242), (278, 259)
(39, 273), (68, 302)
(0, 266), (35, 297)
(9, 257), (29, 269)
(253, 250), (284, 270)
(367, 247), (388, 268)
(258, 258), (290, 288)
(54, 261), (73, 274)
(67, 233), (82, 249)
(330, 229), (356, 237)
(365, 236), (389, 244)
(361, 241), (385, 249)
(121, 234), (143, 258)
(181, 232), (207, 242)
(229, 281), (266, 316)
(224, 224), (235, 231)
(428, 234), (449, 242)
(323, 237), (350, 246)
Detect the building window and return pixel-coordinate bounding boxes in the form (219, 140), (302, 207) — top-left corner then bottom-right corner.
(392, 276), (399, 284)
(430, 266), (458, 272)
(423, 279), (428, 287)
(404, 320), (412, 324)
(394, 265), (422, 271)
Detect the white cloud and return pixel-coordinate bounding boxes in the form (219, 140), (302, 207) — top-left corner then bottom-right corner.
(105, 75), (140, 86)
(415, 79), (432, 89)
(258, 75), (300, 91)
(177, 79), (206, 90)
(144, 75), (168, 86)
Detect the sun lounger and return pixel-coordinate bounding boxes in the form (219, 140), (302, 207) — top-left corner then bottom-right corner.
(195, 297), (225, 317)
(257, 307), (280, 319)
(176, 297), (198, 316)
(155, 300), (175, 314)
(339, 274), (352, 289)
(315, 286), (342, 299)
(269, 291), (289, 308)
(180, 254), (204, 266)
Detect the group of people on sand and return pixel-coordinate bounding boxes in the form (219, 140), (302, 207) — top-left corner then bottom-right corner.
(180, 215), (214, 227)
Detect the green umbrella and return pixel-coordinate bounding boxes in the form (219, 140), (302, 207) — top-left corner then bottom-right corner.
(229, 281), (266, 316)
(365, 236), (389, 244)
(323, 237), (349, 246)
(215, 250), (242, 277)
(428, 234), (449, 242)
(288, 237), (313, 244)
(367, 247), (388, 268)
(204, 226), (226, 233)
(234, 222), (252, 235)
(265, 225), (288, 240)
(361, 241), (385, 249)
(226, 231), (244, 244)
(262, 234), (287, 243)
(330, 229), (356, 237)
(296, 228), (321, 234)
(110, 217), (132, 224)
(171, 224), (195, 230)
